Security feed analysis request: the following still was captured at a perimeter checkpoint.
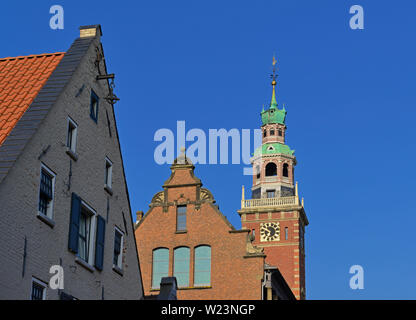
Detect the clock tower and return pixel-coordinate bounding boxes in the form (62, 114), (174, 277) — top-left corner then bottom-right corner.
(238, 59), (309, 300)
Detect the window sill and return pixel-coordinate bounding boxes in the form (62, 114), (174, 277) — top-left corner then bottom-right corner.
(175, 230), (187, 234)
(104, 184), (113, 196)
(75, 256), (95, 273)
(150, 285), (212, 292)
(66, 148), (78, 161)
(112, 264), (124, 276)
(36, 212), (55, 228)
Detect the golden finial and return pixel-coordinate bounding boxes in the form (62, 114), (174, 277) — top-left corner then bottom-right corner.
(270, 54), (278, 107)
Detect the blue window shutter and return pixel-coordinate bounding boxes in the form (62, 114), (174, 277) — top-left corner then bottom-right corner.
(68, 193), (81, 253)
(95, 215), (106, 271)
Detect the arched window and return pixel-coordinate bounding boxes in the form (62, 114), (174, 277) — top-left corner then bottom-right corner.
(263, 130), (267, 137)
(152, 248), (169, 289)
(283, 163), (289, 177)
(194, 245), (211, 286)
(265, 162), (277, 177)
(278, 129), (282, 136)
(174, 247), (190, 287)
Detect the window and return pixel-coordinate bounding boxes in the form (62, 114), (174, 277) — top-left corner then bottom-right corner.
(177, 205), (187, 231)
(278, 129), (282, 136)
(285, 227), (288, 240)
(68, 193), (104, 270)
(266, 190), (276, 198)
(152, 248), (169, 289)
(66, 117), (78, 153)
(174, 247), (190, 287)
(256, 165), (260, 179)
(283, 163), (289, 177)
(105, 157), (113, 189)
(90, 90), (99, 122)
(265, 162), (277, 177)
(263, 130), (267, 137)
(77, 202), (96, 264)
(38, 164), (55, 219)
(194, 246), (211, 286)
(270, 129), (275, 136)
(31, 278), (47, 300)
(113, 228), (124, 269)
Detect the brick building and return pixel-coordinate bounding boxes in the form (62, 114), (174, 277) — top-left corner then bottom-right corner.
(135, 150), (294, 300)
(0, 25), (143, 299)
(135, 60), (307, 300)
(238, 63), (309, 299)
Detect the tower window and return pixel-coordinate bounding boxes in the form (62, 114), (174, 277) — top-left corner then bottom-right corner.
(283, 163), (289, 177)
(285, 227), (288, 240)
(266, 190), (276, 198)
(265, 162), (277, 177)
(177, 205), (187, 231)
(263, 130), (267, 137)
(270, 129), (275, 136)
(278, 129), (282, 136)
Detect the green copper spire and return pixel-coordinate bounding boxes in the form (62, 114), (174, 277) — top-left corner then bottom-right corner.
(261, 56), (286, 125)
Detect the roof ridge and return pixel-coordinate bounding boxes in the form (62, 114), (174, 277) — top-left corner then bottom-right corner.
(0, 52), (65, 61)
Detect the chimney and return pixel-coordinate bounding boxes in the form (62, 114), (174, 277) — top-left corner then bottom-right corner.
(79, 25), (102, 38)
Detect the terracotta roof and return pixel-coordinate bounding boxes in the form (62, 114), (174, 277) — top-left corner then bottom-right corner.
(0, 53), (65, 146)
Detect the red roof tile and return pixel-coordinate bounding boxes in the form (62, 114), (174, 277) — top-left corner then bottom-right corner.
(0, 53), (64, 146)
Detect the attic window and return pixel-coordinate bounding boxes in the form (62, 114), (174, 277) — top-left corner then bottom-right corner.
(90, 90), (99, 123)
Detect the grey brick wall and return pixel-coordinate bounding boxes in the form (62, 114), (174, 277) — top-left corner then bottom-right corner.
(0, 31), (143, 300)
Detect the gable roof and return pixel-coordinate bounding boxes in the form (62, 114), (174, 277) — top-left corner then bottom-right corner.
(0, 53), (64, 145)
(0, 36), (95, 184)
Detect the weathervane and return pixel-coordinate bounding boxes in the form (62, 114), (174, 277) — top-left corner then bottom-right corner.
(271, 54), (278, 84)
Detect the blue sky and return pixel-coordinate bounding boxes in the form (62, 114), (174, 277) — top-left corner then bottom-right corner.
(2, 1), (416, 299)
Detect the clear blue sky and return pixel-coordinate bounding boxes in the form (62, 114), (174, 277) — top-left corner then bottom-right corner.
(2, 1), (415, 299)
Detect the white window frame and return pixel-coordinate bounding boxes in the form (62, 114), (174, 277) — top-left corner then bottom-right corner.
(113, 226), (124, 270)
(66, 117), (78, 153)
(38, 163), (56, 220)
(30, 277), (47, 300)
(105, 157), (113, 189)
(78, 201), (97, 265)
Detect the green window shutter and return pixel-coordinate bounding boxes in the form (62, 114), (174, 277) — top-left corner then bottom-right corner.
(174, 247), (190, 287)
(95, 215), (106, 271)
(68, 193), (81, 253)
(152, 248), (169, 289)
(194, 246), (211, 286)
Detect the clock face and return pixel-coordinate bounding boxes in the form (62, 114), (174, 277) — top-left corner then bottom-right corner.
(260, 222), (280, 242)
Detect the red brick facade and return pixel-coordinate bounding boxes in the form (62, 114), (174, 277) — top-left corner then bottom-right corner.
(135, 156), (266, 300)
